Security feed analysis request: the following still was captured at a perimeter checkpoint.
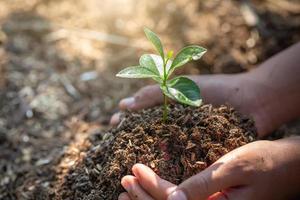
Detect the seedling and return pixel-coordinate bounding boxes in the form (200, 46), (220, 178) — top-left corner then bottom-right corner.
(117, 28), (207, 122)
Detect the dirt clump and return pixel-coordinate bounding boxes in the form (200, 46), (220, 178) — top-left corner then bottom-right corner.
(55, 104), (256, 200)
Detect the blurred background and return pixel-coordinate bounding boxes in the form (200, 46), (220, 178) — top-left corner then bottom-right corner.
(0, 0), (299, 199)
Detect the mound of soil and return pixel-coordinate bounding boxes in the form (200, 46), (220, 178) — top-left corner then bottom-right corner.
(54, 104), (256, 200)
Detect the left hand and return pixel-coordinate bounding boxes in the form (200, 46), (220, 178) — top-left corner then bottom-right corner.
(118, 137), (300, 200)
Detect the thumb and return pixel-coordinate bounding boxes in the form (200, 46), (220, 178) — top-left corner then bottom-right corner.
(119, 85), (163, 111)
(167, 161), (244, 200)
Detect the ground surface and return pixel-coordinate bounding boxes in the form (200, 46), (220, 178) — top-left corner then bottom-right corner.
(0, 0), (299, 199)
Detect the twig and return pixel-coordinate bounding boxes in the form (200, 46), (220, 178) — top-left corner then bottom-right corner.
(44, 27), (147, 49)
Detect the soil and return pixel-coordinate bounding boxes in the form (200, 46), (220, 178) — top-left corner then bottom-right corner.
(0, 0), (299, 199)
(53, 104), (256, 199)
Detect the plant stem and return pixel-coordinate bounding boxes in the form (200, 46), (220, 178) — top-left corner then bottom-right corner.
(163, 93), (168, 123)
(162, 56), (168, 123)
(162, 76), (168, 122)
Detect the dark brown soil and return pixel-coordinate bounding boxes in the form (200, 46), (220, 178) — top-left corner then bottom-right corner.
(54, 104), (256, 200)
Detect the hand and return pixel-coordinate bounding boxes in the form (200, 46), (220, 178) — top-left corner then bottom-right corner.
(118, 137), (300, 200)
(111, 74), (270, 137)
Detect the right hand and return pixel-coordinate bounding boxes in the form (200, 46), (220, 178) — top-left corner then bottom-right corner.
(110, 74), (270, 137)
(118, 137), (300, 200)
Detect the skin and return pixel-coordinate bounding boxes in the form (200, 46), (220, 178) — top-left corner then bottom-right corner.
(111, 42), (300, 200)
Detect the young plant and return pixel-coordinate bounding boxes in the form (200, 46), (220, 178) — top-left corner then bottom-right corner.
(117, 28), (207, 122)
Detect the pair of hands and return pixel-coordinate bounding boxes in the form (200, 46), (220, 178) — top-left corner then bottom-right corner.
(111, 75), (300, 200)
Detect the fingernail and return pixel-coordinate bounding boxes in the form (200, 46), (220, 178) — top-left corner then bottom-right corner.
(168, 190), (187, 200)
(110, 113), (120, 125)
(120, 97), (135, 109)
(121, 179), (131, 192)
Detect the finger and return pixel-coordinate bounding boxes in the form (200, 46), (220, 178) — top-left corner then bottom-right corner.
(118, 192), (131, 200)
(121, 175), (154, 200)
(132, 164), (176, 200)
(110, 112), (121, 126)
(119, 85), (163, 111)
(168, 158), (247, 200)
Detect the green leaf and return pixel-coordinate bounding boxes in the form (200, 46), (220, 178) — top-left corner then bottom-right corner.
(161, 77), (202, 107)
(140, 54), (172, 78)
(170, 45), (206, 73)
(116, 66), (159, 79)
(144, 28), (164, 60)
(139, 54), (160, 76)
